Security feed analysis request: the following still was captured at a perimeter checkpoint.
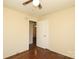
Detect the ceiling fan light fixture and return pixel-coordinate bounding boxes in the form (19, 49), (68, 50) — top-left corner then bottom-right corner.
(33, 0), (40, 6)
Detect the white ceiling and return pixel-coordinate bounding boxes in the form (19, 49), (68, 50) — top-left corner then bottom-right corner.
(4, 0), (74, 17)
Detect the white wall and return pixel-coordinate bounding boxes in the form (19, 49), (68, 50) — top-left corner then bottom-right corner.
(3, 7), (30, 58)
(39, 7), (75, 58)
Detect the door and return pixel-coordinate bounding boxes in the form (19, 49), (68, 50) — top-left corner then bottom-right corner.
(37, 19), (49, 49)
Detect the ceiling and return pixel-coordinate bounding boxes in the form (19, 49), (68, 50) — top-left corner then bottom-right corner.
(4, 0), (74, 17)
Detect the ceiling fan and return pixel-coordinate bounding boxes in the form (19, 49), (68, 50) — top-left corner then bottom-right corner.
(22, 0), (42, 9)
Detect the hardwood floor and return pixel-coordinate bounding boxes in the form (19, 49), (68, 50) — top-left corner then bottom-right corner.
(5, 45), (73, 59)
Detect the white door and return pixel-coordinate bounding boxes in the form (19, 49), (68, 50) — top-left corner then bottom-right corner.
(37, 19), (49, 49)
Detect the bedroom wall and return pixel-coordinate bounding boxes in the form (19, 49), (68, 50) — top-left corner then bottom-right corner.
(40, 7), (75, 58)
(3, 7), (30, 58)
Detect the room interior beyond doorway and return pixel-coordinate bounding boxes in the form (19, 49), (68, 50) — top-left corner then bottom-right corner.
(29, 21), (37, 49)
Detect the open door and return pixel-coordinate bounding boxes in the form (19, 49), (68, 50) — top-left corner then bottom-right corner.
(37, 19), (49, 49)
(29, 21), (37, 49)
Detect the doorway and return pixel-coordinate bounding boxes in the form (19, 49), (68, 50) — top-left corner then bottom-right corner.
(29, 21), (37, 49)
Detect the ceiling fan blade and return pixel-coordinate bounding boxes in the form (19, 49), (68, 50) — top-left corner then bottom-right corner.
(23, 0), (32, 5)
(38, 4), (42, 9)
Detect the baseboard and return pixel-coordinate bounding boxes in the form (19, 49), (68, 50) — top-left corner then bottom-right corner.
(37, 46), (74, 59)
(45, 48), (74, 59)
(4, 50), (29, 59)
